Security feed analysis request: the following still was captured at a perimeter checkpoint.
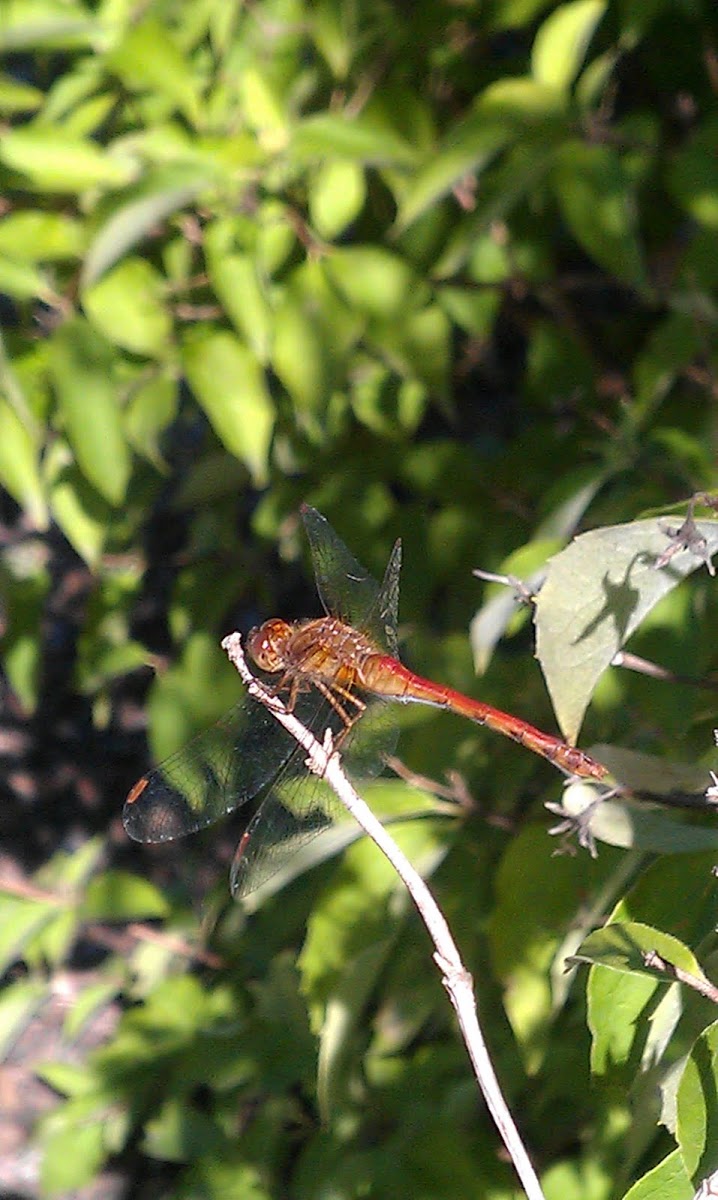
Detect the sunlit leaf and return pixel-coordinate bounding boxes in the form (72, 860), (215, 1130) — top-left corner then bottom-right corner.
(82, 872), (170, 921)
(46, 448), (112, 566)
(325, 246), (426, 320)
(531, 0), (606, 92)
(535, 518), (718, 743)
(573, 921), (705, 979)
(309, 160), (366, 239)
(0, 126), (137, 192)
(50, 321), (131, 505)
(83, 258), (172, 357)
(396, 78), (566, 229)
(677, 1021), (718, 1180)
(271, 293), (332, 417)
(106, 17), (201, 127)
(208, 252), (272, 362)
(620, 1149), (692, 1200)
(82, 175), (207, 286)
(292, 112), (416, 166)
(0, 210), (84, 261)
(183, 328), (274, 484)
(0, 398), (47, 527)
(0, 977), (48, 1058)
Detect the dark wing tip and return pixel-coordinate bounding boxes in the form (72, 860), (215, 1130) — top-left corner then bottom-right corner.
(122, 775), (188, 843)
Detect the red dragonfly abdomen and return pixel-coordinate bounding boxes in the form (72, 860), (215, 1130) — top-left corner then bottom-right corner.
(360, 654), (607, 781)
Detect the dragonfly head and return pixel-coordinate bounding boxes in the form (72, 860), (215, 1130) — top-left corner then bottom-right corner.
(247, 618), (292, 674)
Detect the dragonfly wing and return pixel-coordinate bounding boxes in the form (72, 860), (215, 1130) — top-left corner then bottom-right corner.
(230, 780), (341, 898)
(230, 695), (398, 899)
(301, 504), (401, 654)
(367, 538), (401, 657)
(123, 696), (298, 842)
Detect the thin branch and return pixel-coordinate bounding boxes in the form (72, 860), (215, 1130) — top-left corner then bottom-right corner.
(642, 949), (718, 1006)
(222, 632), (546, 1200)
(612, 649), (718, 692)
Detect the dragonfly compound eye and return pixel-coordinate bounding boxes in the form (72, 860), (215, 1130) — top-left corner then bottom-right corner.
(247, 619), (290, 673)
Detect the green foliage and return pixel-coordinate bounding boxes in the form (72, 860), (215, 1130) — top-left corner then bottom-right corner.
(2, 0), (718, 1196)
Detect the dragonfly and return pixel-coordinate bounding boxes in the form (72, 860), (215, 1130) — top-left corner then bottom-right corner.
(124, 505), (607, 897)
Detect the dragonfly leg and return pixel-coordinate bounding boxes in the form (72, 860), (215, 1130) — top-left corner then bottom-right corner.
(311, 678), (367, 744)
(271, 671), (311, 712)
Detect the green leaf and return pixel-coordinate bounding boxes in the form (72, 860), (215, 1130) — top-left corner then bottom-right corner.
(82, 872), (170, 921)
(668, 116), (718, 229)
(142, 1097), (228, 1163)
(535, 518), (718, 743)
(106, 17), (201, 127)
(299, 810), (444, 1013)
(437, 285), (501, 338)
(1, 559), (50, 711)
(0, 126), (137, 192)
(676, 1021), (718, 1180)
(633, 312), (702, 412)
(208, 252), (272, 362)
(46, 445), (112, 566)
(36, 1061), (98, 1098)
(317, 937), (394, 1119)
(237, 66), (288, 143)
(325, 246), (426, 320)
(49, 320), (132, 505)
(351, 365), (427, 439)
(0, 977), (48, 1058)
(488, 823), (618, 1057)
(0, 254), (51, 300)
(40, 1102), (109, 1195)
(0, 7), (99, 52)
(292, 112), (416, 166)
(620, 1149), (692, 1200)
(310, 0), (354, 78)
(553, 140), (646, 287)
(0, 73), (43, 113)
(271, 293), (332, 417)
(0, 893), (56, 974)
(587, 952), (662, 1073)
(368, 304), (450, 397)
(573, 921), (706, 980)
(0, 210), (84, 261)
(0, 398), (47, 527)
(182, 328), (274, 484)
(531, 0), (606, 92)
(396, 78), (565, 229)
(125, 372), (178, 466)
(82, 175), (207, 287)
(63, 980), (121, 1041)
(83, 258), (172, 358)
(309, 160), (366, 239)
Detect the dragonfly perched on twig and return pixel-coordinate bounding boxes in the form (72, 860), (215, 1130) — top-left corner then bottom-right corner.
(124, 506), (606, 896)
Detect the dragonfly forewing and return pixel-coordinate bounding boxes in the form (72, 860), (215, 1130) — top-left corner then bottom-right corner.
(122, 695), (298, 842)
(301, 505), (401, 655)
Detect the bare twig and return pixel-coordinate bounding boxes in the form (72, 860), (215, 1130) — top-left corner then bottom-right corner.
(611, 649), (718, 692)
(222, 631), (546, 1200)
(642, 949), (718, 1006)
